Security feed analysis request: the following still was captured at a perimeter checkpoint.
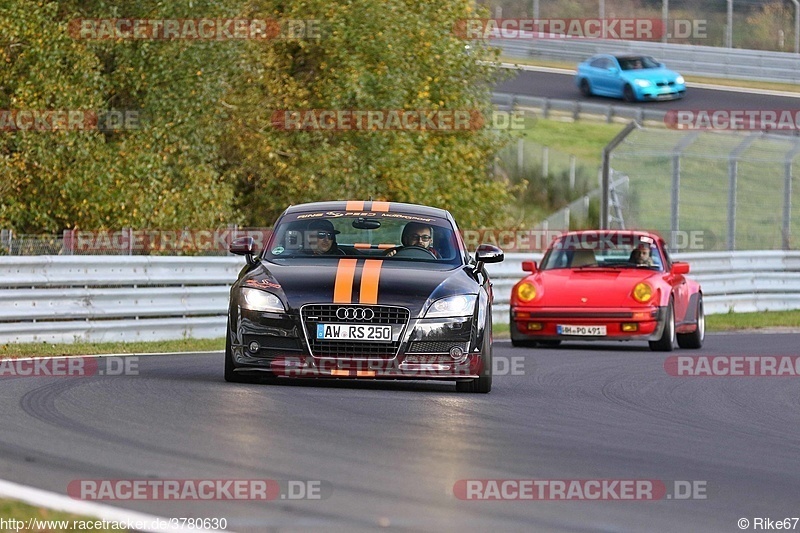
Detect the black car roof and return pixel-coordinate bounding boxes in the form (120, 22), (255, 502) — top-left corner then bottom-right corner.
(283, 201), (451, 219)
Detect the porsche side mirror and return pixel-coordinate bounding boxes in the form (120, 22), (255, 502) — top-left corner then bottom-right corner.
(671, 261), (690, 275)
(522, 260), (538, 273)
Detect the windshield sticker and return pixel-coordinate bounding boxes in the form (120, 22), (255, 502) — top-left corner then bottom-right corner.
(271, 246), (285, 255)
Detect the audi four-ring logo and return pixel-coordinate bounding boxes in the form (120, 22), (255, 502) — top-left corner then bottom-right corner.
(336, 307), (375, 321)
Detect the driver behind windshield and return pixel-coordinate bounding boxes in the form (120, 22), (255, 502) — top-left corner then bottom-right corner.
(385, 222), (440, 258)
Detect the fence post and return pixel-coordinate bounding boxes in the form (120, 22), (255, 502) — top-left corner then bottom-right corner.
(784, 141), (800, 249)
(728, 134), (759, 251)
(517, 138), (524, 174)
(569, 155), (576, 189)
(542, 146), (549, 177)
(601, 121), (639, 229)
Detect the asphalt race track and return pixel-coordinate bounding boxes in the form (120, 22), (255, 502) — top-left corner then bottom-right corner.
(3, 332), (800, 532)
(494, 68), (800, 111)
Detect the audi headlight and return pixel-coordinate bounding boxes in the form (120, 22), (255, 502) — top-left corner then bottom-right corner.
(675, 75), (685, 84)
(241, 287), (285, 312)
(632, 282), (653, 303)
(424, 295), (477, 318)
(634, 79), (652, 87)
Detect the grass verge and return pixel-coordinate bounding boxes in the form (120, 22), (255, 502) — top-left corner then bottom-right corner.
(0, 337), (225, 358)
(0, 498), (125, 532)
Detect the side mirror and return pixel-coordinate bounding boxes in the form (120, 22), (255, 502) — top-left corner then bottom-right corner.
(671, 261), (690, 275)
(475, 243), (504, 264)
(608, 67), (619, 74)
(522, 260), (538, 273)
(230, 236), (257, 265)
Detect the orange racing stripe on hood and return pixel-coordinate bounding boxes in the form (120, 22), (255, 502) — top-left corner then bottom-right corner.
(333, 259), (358, 303)
(359, 259), (383, 305)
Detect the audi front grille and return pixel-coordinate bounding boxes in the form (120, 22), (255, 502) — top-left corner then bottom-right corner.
(300, 305), (410, 359)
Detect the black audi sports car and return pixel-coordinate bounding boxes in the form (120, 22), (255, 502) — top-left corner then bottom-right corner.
(225, 200), (504, 393)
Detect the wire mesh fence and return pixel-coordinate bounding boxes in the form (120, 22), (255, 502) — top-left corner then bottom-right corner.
(608, 127), (800, 251)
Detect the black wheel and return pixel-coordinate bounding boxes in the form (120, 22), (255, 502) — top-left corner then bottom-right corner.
(623, 84), (636, 102)
(677, 295), (705, 349)
(538, 340), (562, 347)
(457, 319), (492, 393)
(579, 79), (592, 97)
(649, 299), (675, 352)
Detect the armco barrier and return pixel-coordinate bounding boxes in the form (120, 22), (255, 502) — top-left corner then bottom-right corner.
(0, 252), (798, 344)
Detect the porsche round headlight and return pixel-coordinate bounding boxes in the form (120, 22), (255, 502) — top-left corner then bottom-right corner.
(632, 282), (653, 303)
(516, 282), (537, 303)
(675, 75), (685, 85)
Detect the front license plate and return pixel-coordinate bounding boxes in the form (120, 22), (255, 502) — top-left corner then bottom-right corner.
(557, 324), (607, 336)
(316, 323), (392, 341)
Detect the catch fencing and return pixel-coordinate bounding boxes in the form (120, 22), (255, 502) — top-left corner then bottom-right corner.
(606, 127), (800, 251)
(0, 253), (797, 344)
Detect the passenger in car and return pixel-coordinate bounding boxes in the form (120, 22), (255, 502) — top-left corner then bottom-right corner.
(307, 220), (344, 255)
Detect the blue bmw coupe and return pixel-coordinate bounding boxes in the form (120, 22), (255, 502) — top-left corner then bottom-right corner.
(575, 54), (686, 102)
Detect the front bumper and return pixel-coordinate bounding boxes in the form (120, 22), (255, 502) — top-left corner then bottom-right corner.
(637, 84), (685, 101)
(510, 306), (668, 342)
(230, 307), (486, 380)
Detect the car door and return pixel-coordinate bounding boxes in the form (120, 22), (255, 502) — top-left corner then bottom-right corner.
(663, 247), (690, 323)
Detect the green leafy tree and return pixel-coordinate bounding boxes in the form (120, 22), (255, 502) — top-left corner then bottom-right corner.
(223, 0), (517, 228)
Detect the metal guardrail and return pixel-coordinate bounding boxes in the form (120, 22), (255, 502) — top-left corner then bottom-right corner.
(0, 252), (798, 344)
(492, 92), (667, 124)
(495, 38), (800, 84)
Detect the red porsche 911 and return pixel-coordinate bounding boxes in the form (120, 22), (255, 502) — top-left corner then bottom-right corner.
(510, 230), (703, 351)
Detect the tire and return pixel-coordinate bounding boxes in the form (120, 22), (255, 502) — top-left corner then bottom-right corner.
(623, 84), (636, 102)
(457, 319), (492, 393)
(649, 299), (675, 352)
(677, 295), (705, 349)
(579, 79), (592, 97)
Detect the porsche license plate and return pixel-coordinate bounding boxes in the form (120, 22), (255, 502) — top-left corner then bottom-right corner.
(557, 324), (607, 336)
(317, 324), (392, 341)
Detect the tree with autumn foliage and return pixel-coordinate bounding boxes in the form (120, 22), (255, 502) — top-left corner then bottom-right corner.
(223, 0), (516, 229)
(1, 0), (516, 234)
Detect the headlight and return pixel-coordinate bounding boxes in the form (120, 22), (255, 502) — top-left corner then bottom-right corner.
(516, 282), (537, 303)
(634, 79), (651, 88)
(241, 287), (285, 312)
(424, 295), (477, 318)
(632, 282), (653, 303)
(675, 75), (685, 84)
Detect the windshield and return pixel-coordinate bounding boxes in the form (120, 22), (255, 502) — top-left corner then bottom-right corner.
(262, 210), (465, 267)
(540, 234), (664, 271)
(618, 56), (661, 70)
